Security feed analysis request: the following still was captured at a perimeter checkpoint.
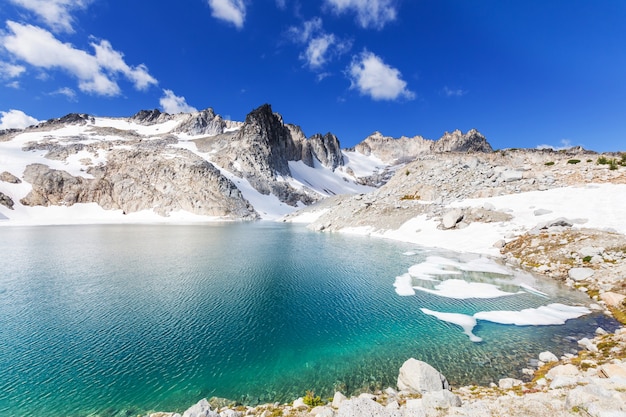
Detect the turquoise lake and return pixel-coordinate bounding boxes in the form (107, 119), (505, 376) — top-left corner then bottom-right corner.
(0, 223), (617, 417)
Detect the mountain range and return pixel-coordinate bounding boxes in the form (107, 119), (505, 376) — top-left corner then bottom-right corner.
(0, 104), (492, 223)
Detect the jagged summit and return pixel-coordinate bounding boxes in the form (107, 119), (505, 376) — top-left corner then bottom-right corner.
(355, 129), (492, 164)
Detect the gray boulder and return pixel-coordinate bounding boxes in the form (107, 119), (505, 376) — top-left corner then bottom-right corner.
(182, 398), (218, 417)
(397, 358), (450, 393)
(569, 267), (594, 281)
(442, 209), (464, 229)
(422, 389), (462, 409)
(539, 351), (559, 363)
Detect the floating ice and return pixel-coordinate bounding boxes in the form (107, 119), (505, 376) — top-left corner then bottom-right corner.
(393, 273), (415, 296)
(403, 251), (417, 256)
(414, 279), (521, 299)
(421, 303), (592, 342)
(474, 303), (591, 326)
(421, 308), (482, 342)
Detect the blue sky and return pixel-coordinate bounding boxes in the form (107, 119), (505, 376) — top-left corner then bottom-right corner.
(0, 0), (624, 151)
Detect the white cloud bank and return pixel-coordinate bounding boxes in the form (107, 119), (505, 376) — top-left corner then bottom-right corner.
(325, 0), (397, 29)
(0, 109), (40, 130)
(1, 21), (158, 96)
(160, 89), (198, 114)
(9, 0), (90, 33)
(208, 0), (246, 29)
(0, 61), (26, 78)
(347, 50), (414, 101)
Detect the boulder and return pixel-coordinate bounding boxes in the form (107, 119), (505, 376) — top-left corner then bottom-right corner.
(578, 337), (599, 352)
(600, 292), (626, 308)
(292, 398), (307, 409)
(498, 378), (523, 389)
(546, 364), (581, 380)
(0, 171), (21, 183)
(599, 362), (626, 379)
(397, 358), (450, 393)
(336, 397), (385, 417)
(500, 170), (523, 182)
(421, 390), (462, 409)
(310, 405), (335, 417)
(568, 267), (594, 281)
(442, 209), (463, 229)
(182, 399), (218, 417)
(331, 391), (347, 408)
(538, 351), (559, 363)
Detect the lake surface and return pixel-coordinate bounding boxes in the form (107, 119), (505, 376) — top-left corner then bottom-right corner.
(0, 223), (617, 417)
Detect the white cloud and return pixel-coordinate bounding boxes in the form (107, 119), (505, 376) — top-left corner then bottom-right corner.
(347, 50), (414, 101)
(0, 109), (40, 130)
(537, 139), (577, 151)
(0, 62), (26, 78)
(6, 81), (21, 89)
(1, 21), (158, 96)
(443, 86), (467, 97)
(9, 0), (90, 33)
(325, 0), (397, 29)
(91, 39), (157, 90)
(50, 86), (77, 101)
(160, 89), (197, 114)
(302, 34), (335, 69)
(275, 0), (287, 9)
(288, 18), (351, 70)
(208, 0), (246, 29)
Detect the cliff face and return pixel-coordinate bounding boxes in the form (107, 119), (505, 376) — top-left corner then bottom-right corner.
(19, 147), (258, 219)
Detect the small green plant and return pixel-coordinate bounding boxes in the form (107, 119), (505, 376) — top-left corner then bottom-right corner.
(597, 156), (609, 165)
(544, 161), (555, 166)
(567, 159), (581, 164)
(609, 159), (619, 170)
(303, 390), (324, 407)
(582, 255), (592, 262)
(405, 169), (410, 176)
(587, 159), (593, 163)
(620, 153), (626, 166)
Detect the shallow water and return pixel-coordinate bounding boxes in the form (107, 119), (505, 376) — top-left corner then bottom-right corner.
(0, 223), (617, 416)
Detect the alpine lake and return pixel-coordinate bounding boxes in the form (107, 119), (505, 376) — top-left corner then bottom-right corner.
(0, 223), (618, 417)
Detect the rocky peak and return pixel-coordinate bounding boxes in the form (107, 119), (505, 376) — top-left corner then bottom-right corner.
(175, 108), (226, 136)
(131, 109), (163, 124)
(305, 132), (344, 170)
(36, 113), (94, 129)
(236, 104), (301, 176)
(433, 129), (492, 153)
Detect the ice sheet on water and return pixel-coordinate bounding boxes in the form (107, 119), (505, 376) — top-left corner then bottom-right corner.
(393, 273), (415, 296)
(421, 308), (482, 342)
(414, 279), (521, 299)
(474, 303), (591, 326)
(421, 303), (591, 342)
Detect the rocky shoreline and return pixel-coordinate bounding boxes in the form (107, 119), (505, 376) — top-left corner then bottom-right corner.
(149, 151), (626, 417)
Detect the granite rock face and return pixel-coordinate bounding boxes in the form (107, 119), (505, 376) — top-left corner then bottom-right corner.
(20, 147), (258, 219)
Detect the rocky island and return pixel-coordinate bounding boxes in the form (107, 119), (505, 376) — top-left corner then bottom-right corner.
(1, 105), (625, 416)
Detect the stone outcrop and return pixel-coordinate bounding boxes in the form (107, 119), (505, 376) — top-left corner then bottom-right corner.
(304, 133), (344, 170)
(175, 108), (227, 136)
(20, 147), (257, 219)
(0, 171), (21, 183)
